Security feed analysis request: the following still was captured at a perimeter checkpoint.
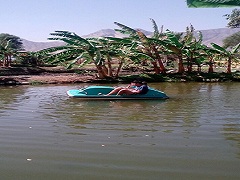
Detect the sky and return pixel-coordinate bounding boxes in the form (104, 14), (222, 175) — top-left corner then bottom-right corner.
(0, 0), (237, 42)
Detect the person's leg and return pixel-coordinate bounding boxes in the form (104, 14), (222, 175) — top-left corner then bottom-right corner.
(117, 89), (136, 95)
(106, 87), (124, 95)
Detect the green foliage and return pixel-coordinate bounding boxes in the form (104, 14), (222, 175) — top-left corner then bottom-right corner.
(187, 0), (240, 7)
(224, 9), (240, 28)
(223, 31), (240, 48)
(150, 18), (162, 39)
(211, 42), (240, 73)
(0, 33), (23, 50)
(0, 33), (24, 67)
(33, 19), (239, 77)
(211, 42), (240, 55)
(114, 22), (138, 37)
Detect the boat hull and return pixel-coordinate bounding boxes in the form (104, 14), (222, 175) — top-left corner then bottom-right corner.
(67, 86), (169, 100)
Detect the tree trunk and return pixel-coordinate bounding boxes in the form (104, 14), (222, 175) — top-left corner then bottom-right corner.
(8, 55), (12, 67)
(187, 55), (193, 73)
(115, 59), (123, 78)
(96, 65), (108, 79)
(152, 46), (166, 73)
(157, 59), (166, 73)
(226, 57), (232, 73)
(3, 54), (9, 67)
(187, 58), (191, 72)
(102, 65), (109, 76)
(208, 64), (214, 73)
(106, 54), (113, 77)
(197, 65), (201, 73)
(151, 61), (161, 74)
(208, 57), (214, 73)
(177, 55), (185, 73)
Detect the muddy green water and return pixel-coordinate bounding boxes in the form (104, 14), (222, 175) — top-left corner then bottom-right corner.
(0, 82), (240, 180)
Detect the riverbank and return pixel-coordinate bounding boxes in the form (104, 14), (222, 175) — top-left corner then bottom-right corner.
(0, 67), (99, 85)
(0, 66), (239, 85)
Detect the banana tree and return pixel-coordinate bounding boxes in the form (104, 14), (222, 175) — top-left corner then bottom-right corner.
(114, 21), (167, 74)
(94, 36), (141, 77)
(102, 36), (158, 77)
(136, 31), (167, 74)
(162, 25), (207, 73)
(40, 31), (110, 78)
(184, 30), (205, 72)
(211, 43), (240, 73)
(163, 30), (186, 73)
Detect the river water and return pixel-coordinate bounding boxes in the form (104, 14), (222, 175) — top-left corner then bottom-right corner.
(0, 82), (240, 180)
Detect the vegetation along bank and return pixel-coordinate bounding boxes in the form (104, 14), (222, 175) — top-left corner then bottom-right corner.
(1, 12), (240, 85)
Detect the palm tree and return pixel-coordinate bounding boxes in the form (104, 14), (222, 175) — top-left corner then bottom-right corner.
(136, 31), (166, 74)
(40, 31), (111, 78)
(41, 31), (137, 78)
(114, 20), (167, 74)
(0, 39), (15, 67)
(161, 25), (208, 73)
(162, 30), (186, 73)
(0, 34), (23, 67)
(103, 37), (143, 77)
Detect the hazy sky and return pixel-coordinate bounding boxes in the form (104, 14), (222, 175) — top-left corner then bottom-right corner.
(0, 0), (236, 42)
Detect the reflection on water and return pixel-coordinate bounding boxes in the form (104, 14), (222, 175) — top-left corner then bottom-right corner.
(0, 83), (240, 179)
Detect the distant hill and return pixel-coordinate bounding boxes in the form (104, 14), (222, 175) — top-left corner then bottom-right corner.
(21, 39), (64, 52)
(22, 27), (240, 52)
(197, 28), (240, 46)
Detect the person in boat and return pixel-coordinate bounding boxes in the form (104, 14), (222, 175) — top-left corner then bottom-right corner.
(105, 80), (139, 95)
(117, 81), (148, 95)
(106, 81), (148, 96)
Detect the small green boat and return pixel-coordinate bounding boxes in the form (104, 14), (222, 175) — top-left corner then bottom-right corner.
(67, 86), (169, 100)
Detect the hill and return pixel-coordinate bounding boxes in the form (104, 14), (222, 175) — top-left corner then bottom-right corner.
(21, 39), (64, 52)
(22, 27), (240, 51)
(197, 28), (240, 46)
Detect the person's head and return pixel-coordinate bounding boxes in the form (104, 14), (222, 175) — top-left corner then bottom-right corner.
(131, 79), (143, 86)
(135, 81), (142, 87)
(130, 80), (138, 85)
(142, 81), (147, 85)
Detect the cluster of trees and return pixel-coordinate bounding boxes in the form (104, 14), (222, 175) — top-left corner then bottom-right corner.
(0, 9), (239, 79)
(38, 19), (239, 78)
(0, 34), (23, 67)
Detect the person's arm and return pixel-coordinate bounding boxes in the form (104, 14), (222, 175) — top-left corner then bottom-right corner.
(127, 82), (135, 89)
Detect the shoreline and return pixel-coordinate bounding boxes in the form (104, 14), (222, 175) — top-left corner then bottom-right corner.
(0, 74), (100, 85)
(0, 66), (240, 86)
(0, 67), (102, 85)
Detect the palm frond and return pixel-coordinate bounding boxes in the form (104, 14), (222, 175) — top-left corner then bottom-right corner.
(150, 18), (160, 39)
(114, 29), (130, 36)
(94, 50), (103, 66)
(114, 22), (137, 36)
(211, 43), (228, 54)
(187, 0), (240, 8)
(133, 52), (155, 62)
(49, 31), (93, 47)
(231, 43), (240, 53)
(165, 30), (182, 47)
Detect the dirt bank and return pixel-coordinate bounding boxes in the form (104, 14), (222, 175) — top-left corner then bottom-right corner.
(0, 67), (101, 85)
(1, 66), (239, 85)
(0, 74), (99, 85)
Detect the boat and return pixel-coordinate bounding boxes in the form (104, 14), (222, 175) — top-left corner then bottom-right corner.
(67, 86), (169, 100)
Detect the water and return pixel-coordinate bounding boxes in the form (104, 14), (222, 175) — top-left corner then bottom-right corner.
(0, 82), (240, 180)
